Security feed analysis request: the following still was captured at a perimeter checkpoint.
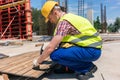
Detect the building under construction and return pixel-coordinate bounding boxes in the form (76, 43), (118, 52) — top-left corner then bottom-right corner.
(0, 0), (32, 40)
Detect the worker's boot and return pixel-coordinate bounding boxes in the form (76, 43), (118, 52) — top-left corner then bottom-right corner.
(53, 65), (74, 74)
(76, 72), (94, 80)
(76, 64), (97, 80)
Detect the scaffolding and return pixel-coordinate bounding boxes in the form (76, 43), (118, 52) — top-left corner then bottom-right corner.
(0, 0), (32, 40)
(78, 0), (84, 17)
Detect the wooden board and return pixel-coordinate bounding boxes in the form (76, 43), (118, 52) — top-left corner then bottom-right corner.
(0, 74), (9, 80)
(0, 51), (54, 78)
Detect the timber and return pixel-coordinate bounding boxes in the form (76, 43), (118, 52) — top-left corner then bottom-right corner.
(0, 74), (9, 80)
(0, 51), (54, 79)
(35, 43), (44, 47)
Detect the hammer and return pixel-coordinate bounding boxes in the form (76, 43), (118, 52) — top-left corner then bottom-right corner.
(32, 44), (44, 70)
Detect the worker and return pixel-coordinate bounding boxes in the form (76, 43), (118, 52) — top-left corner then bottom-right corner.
(33, 1), (102, 80)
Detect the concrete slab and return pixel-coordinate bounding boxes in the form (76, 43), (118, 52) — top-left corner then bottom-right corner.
(95, 41), (120, 80)
(0, 42), (40, 57)
(0, 40), (49, 57)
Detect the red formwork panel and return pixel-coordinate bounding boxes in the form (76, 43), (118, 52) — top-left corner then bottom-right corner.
(0, 0), (32, 40)
(0, 9), (2, 35)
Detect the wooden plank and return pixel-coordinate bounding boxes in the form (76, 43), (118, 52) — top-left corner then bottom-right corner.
(0, 51), (39, 69)
(6, 54), (39, 74)
(0, 51), (38, 64)
(14, 61), (33, 75)
(0, 51), (54, 78)
(2, 54), (38, 72)
(0, 57), (32, 71)
(35, 43), (44, 47)
(0, 74), (9, 80)
(16, 57), (51, 77)
(0, 51), (39, 68)
(0, 51), (39, 75)
(12, 56), (50, 74)
(23, 58), (52, 78)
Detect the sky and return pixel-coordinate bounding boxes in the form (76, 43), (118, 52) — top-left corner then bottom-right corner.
(30, 0), (120, 24)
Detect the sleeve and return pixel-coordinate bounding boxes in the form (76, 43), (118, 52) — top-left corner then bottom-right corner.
(55, 20), (71, 36)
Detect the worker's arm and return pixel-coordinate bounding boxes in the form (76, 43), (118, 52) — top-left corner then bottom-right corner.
(36, 35), (63, 65)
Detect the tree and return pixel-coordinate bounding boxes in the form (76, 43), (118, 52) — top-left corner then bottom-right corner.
(32, 8), (47, 35)
(114, 17), (120, 31)
(108, 17), (120, 32)
(39, 11), (47, 35)
(108, 23), (114, 32)
(94, 16), (101, 32)
(32, 8), (41, 34)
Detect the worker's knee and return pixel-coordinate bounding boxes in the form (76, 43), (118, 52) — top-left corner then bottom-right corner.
(50, 52), (59, 61)
(50, 48), (65, 62)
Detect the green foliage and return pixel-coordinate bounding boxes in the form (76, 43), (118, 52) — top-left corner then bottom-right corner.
(94, 16), (101, 31)
(32, 8), (40, 34)
(32, 7), (47, 35)
(108, 17), (120, 32)
(108, 23), (114, 32)
(114, 17), (120, 29)
(39, 11), (48, 35)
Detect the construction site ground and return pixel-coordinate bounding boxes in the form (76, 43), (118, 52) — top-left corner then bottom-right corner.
(0, 33), (120, 80)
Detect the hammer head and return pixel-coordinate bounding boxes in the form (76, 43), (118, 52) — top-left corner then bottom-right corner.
(40, 44), (44, 55)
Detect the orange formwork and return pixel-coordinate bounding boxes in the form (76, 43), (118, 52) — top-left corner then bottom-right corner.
(0, 0), (32, 40)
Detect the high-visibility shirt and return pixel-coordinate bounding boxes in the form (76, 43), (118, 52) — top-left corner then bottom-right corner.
(54, 13), (102, 49)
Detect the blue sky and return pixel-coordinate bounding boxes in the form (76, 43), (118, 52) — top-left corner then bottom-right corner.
(31, 0), (120, 24)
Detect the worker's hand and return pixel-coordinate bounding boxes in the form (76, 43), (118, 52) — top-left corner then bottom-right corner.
(33, 58), (39, 67)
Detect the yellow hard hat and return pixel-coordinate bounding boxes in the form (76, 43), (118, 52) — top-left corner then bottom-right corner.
(41, 1), (58, 22)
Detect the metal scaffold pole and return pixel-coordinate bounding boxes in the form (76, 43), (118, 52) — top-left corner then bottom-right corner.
(78, 0), (84, 17)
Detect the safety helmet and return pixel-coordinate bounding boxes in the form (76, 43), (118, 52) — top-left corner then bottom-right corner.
(41, 1), (58, 22)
